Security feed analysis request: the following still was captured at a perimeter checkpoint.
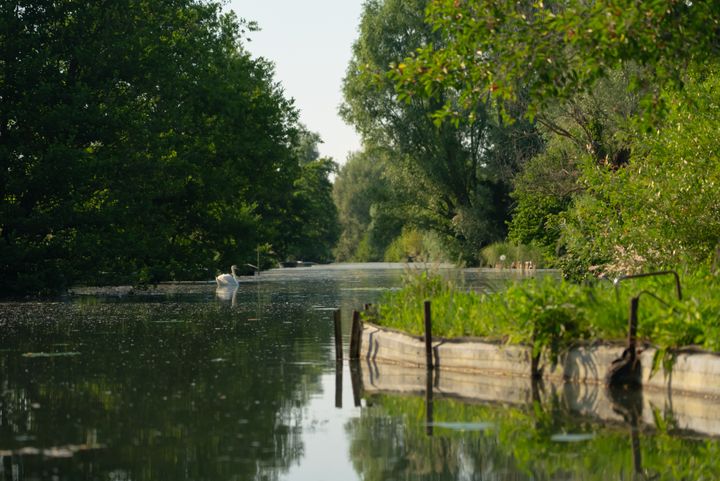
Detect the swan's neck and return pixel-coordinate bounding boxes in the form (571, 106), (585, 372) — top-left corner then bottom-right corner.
(231, 265), (238, 280)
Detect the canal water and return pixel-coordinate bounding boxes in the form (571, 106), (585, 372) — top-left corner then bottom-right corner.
(0, 264), (717, 480)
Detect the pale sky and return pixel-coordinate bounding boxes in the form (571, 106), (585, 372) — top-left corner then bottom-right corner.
(227, 1), (364, 165)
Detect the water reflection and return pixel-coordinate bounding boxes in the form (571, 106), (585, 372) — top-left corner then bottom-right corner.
(214, 286), (238, 304)
(348, 359), (720, 480)
(1, 304), (317, 480)
(2, 265), (715, 481)
(1, 265), (411, 481)
(215, 286), (239, 304)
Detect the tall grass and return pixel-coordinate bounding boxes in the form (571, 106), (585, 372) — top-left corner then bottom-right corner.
(373, 268), (720, 364)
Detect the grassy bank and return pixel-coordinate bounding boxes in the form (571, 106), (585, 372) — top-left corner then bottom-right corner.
(373, 269), (720, 366)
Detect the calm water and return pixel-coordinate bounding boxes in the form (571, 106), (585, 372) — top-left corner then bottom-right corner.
(0, 264), (717, 480)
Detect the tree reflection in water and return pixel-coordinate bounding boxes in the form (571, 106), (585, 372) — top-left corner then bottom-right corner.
(0, 297), (329, 481)
(345, 388), (720, 480)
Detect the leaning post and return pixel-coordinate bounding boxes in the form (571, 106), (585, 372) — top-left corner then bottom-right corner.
(334, 309), (343, 363)
(349, 310), (362, 360)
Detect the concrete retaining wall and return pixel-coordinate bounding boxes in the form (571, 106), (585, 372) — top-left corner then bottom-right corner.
(360, 322), (720, 399)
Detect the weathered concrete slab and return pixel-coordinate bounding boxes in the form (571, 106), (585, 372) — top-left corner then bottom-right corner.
(543, 345), (623, 382)
(360, 322), (720, 400)
(436, 340), (532, 377)
(359, 358), (720, 438)
(640, 348), (720, 398)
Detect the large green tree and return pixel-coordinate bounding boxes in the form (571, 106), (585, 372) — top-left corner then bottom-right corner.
(341, 0), (541, 263)
(279, 129), (340, 263)
(0, 0), (337, 295)
(507, 66), (642, 259)
(333, 147), (403, 261)
(391, 1), (720, 277)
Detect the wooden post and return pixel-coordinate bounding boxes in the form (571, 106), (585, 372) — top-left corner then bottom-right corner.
(530, 330), (540, 379)
(349, 360), (362, 407)
(425, 369), (434, 436)
(424, 300), (433, 371)
(628, 296), (639, 362)
(335, 358), (343, 409)
(334, 309), (343, 363)
(349, 310), (362, 360)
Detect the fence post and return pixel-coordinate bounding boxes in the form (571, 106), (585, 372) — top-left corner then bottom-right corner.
(424, 301), (433, 371)
(424, 298), (435, 436)
(349, 310), (362, 360)
(334, 309), (343, 363)
(425, 369), (434, 436)
(335, 358), (343, 409)
(350, 360), (362, 407)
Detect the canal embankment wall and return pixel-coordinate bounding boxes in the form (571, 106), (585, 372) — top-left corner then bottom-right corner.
(359, 322), (720, 400)
(358, 359), (720, 439)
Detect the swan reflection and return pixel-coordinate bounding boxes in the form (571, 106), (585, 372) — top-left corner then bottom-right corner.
(215, 286), (238, 306)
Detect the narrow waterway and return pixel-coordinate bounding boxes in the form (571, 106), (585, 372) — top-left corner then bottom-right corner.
(0, 264), (717, 480)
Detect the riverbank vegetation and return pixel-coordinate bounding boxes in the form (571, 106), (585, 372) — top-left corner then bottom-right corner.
(375, 268), (720, 367)
(336, 0), (720, 279)
(340, 0), (720, 363)
(1, 1), (338, 296)
(336, 0), (541, 265)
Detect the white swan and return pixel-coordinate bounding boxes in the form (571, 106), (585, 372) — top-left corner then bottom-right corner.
(216, 265), (240, 287)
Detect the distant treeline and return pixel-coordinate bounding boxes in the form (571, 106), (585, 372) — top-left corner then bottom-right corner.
(334, 0), (720, 278)
(1, 1), (338, 296)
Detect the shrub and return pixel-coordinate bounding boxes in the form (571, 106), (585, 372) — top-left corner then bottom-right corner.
(480, 242), (547, 268)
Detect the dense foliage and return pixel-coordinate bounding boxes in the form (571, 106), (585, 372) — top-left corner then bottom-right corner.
(558, 71), (720, 277)
(0, 0), (338, 296)
(332, 148), (402, 261)
(339, 1), (720, 275)
(377, 0), (720, 279)
(393, 0), (720, 124)
(339, 0), (542, 264)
